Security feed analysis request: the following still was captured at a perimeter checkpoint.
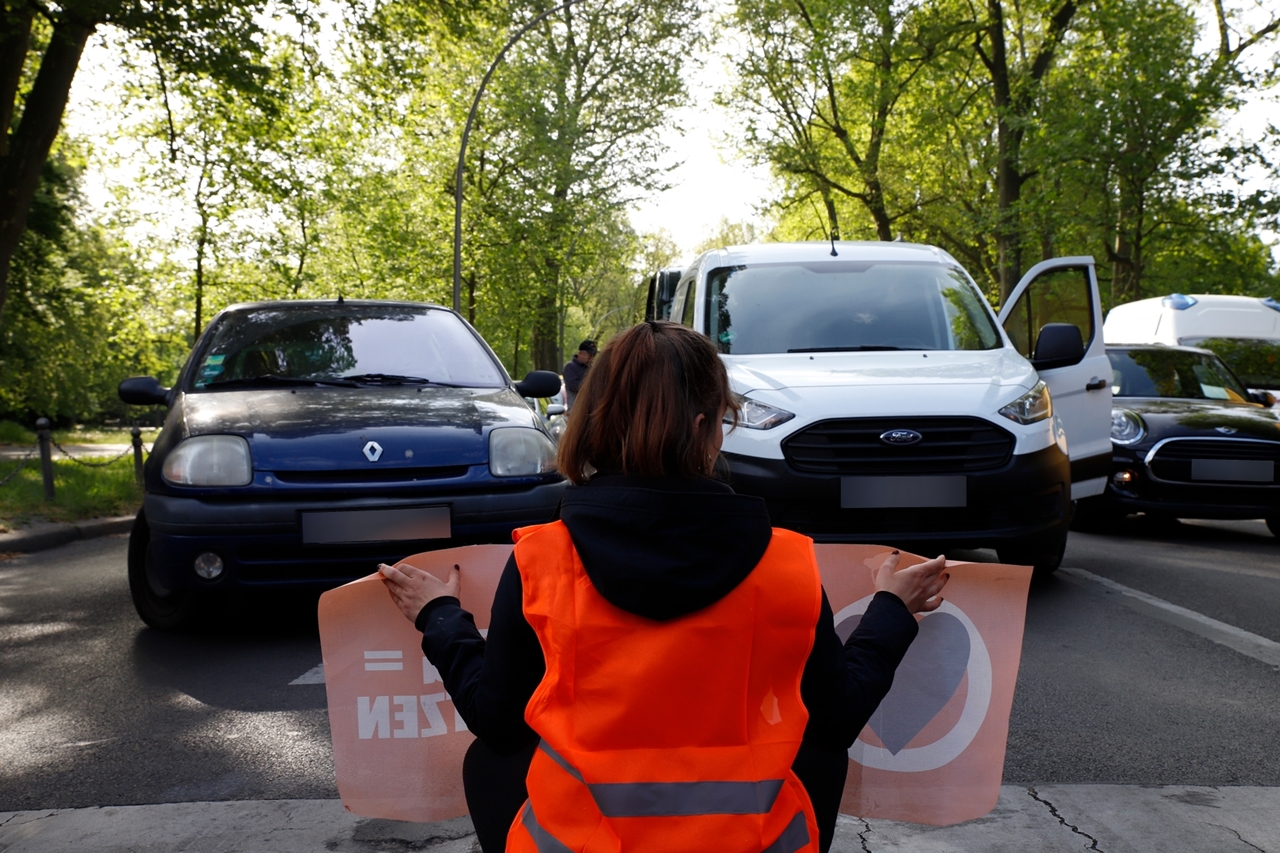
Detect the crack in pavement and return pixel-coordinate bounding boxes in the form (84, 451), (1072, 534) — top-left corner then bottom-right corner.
(1027, 787), (1105, 852)
(855, 816), (874, 853)
(1210, 823), (1268, 853)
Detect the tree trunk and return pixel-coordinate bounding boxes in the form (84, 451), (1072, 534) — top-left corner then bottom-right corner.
(0, 6), (34, 158)
(0, 15), (94, 320)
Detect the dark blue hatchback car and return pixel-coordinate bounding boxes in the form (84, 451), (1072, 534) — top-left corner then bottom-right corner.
(119, 300), (565, 629)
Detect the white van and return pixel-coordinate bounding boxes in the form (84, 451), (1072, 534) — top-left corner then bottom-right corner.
(1103, 294), (1280, 397)
(669, 241), (1111, 574)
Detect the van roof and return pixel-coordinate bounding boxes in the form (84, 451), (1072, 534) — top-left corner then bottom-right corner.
(697, 241), (961, 268)
(1104, 293), (1280, 344)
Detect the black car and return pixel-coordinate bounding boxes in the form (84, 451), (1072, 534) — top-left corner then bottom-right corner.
(1074, 344), (1280, 535)
(119, 300), (565, 629)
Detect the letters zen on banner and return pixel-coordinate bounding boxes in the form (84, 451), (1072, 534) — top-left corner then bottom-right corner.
(319, 544), (1031, 827)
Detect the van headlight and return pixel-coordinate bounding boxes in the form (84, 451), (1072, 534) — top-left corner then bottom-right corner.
(731, 394), (795, 430)
(489, 428), (557, 476)
(998, 381), (1052, 424)
(162, 435), (253, 486)
(1110, 408), (1146, 445)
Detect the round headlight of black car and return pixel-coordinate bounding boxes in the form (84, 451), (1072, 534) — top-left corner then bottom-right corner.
(162, 435), (253, 486)
(1109, 408), (1146, 446)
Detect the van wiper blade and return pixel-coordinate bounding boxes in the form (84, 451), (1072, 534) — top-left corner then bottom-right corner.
(206, 374), (359, 388)
(786, 346), (924, 353)
(340, 373), (436, 386)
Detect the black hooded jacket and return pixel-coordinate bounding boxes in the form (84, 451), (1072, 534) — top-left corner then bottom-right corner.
(416, 474), (919, 847)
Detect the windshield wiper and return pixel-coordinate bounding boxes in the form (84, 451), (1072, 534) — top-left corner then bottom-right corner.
(786, 345), (925, 353)
(339, 373), (436, 386)
(206, 374), (359, 389)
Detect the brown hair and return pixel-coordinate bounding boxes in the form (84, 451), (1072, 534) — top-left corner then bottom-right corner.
(557, 321), (740, 484)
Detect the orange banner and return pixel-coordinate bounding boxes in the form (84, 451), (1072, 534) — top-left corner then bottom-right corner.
(814, 545), (1032, 826)
(319, 544), (1030, 826)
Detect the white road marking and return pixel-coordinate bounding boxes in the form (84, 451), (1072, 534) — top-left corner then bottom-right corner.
(290, 664), (325, 685)
(1060, 567), (1280, 668)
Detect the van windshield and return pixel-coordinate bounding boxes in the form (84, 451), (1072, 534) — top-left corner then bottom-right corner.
(705, 262), (1001, 355)
(1180, 337), (1280, 388)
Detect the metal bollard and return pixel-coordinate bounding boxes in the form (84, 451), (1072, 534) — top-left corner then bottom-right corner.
(36, 417), (54, 501)
(131, 426), (145, 486)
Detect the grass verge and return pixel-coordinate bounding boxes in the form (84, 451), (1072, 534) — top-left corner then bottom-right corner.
(0, 454), (142, 531)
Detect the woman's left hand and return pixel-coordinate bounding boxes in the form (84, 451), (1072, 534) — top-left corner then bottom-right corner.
(379, 562), (460, 624)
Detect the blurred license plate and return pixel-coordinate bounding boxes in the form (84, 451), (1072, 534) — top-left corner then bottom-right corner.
(301, 506), (451, 544)
(841, 476), (967, 509)
(1191, 459), (1274, 483)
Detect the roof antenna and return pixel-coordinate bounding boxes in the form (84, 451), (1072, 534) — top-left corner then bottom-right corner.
(337, 293), (344, 304)
(829, 231), (838, 257)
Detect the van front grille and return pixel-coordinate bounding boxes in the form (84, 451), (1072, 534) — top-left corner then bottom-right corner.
(782, 417), (1014, 476)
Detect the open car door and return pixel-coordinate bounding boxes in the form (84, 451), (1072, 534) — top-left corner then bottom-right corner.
(997, 257), (1112, 500)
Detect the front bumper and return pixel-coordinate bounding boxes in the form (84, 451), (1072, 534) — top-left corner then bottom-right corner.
(722, 443), (1070, 548)
(142, 479), (566, 591)
(1097, 447), (1280, 519)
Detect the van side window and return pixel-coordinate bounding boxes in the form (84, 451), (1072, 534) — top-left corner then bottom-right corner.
(1002, 268), (1094, 359)
(681, 277), (698, 327)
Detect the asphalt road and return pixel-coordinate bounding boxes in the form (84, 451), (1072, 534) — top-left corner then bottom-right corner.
(1, 518), (1278, 813)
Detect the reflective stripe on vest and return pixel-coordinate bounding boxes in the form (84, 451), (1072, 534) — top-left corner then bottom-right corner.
(763, 812), (810, 853)
(520, 787), (810, 853)
(520, 801), (572, 853)
(540, 741), (784, 817)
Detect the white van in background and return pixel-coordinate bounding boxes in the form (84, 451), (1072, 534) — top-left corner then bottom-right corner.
(1103, 294), (1280, 398)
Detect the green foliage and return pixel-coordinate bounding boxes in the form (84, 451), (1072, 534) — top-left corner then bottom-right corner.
(0, 455), (142, 524)
(0, 421), (34, 443)
(0, 153), (186, 424)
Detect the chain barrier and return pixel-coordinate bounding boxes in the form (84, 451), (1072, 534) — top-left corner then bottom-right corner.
(49, 437), (138, 468)
(0, 446), (36, 488)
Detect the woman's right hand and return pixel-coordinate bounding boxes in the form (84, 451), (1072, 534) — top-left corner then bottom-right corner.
(872, 551), (949, 614)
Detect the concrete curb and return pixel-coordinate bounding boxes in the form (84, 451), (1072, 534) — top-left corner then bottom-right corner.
(0, 514), (136, 553)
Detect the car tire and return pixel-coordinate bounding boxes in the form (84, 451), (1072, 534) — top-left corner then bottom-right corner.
(1267, 516), (1280, 539)
(1070, 496), (1121, 532)
(128, 509), (201, 631)
(997, 527), (1068, 578)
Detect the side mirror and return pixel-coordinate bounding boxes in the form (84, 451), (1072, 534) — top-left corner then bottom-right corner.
(118, 376), (170, 406)
(514, 370), (562, 399)
(1031, 323), (1085, 370)
(1250, 390), (1276, 408)
(545, 403), (566, 417)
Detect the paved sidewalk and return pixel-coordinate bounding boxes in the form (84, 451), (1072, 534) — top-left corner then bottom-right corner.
(2, 785), (1278, 852)
(0, 515), (134, 553)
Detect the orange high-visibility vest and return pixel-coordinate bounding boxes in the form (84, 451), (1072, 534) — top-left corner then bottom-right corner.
(506, 520), (823, 853)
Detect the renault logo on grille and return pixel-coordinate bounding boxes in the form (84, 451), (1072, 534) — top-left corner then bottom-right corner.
(363, 441), (383, 462)
(880, 429), (923, 446)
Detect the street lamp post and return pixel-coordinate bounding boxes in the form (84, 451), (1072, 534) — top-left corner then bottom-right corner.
(452, 0), (589, 313)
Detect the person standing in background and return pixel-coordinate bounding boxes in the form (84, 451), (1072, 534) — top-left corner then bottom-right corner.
(562, 339), (596, 412)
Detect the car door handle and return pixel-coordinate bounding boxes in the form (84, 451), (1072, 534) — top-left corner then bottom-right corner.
(1085, 377), (1108, 391)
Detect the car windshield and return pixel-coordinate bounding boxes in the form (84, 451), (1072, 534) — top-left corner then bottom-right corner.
(704, 261), (1001, 355)
(1180, 337), (1280, 388)
(1108, 349), (1251, 401)
(192, 305), (506, 390)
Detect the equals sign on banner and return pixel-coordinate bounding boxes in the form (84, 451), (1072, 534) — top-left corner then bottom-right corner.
(364, 650), (404, 671)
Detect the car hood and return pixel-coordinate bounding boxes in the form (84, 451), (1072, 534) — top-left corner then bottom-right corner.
(175, 385), (541, 470)
(1114, 397), (1280, 443)
(723, 349), (1037, 414)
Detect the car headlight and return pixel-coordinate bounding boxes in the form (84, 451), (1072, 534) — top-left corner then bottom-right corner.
(730, 394), (795, 430)
(1110, 408), (1146, 445)
(998, 381), (1052, 424)
(489, 428), (557, 476)
(162, 435), (253, 486)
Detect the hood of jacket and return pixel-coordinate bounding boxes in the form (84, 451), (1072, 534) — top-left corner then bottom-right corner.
(558, 473), (774, 621)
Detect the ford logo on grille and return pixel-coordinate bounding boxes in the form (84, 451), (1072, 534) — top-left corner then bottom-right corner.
(880, 429), (923, 446)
